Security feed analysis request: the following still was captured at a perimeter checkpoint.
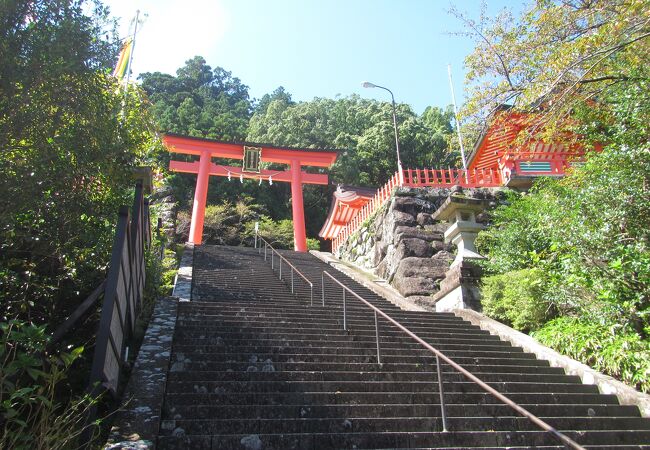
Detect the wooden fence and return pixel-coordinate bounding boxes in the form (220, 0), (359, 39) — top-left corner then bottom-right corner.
(48, 181), (152, 445)
(88, 182), (151, 395)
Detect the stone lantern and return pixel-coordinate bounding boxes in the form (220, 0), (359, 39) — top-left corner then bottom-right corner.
(430, 190), (490, 312)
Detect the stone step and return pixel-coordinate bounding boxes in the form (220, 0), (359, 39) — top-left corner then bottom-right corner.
(164, 380), (598, 395)
(174, 324), (495, 341)
(163, 402), (640, 421)
(160, 416), (650, 437)
(171, 345), (539, 361)
(166, 369), (575, 385)
(171, 330), (513, 349)
(157, 429), (650, 449)
(164, 360), (549, 375)
(169, 356), (558, 373)
(163, 391), (621, 407)
(175, 318), (480, 334)
(179, 301), (460, 318)
(178, 304), (411, 318)
(155, 246), (650, 449)
(179, 310), (474, 328)
(169, 350), (546, 367)
(172, 332), (523, 350)
(178, 301), (446, 315)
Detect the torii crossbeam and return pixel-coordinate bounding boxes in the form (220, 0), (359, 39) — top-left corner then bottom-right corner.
(163, 134), (338, 252)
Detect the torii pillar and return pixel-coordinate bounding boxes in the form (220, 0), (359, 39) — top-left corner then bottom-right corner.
(163, 134), (339, 252)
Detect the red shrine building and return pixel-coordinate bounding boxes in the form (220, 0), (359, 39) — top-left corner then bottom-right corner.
(319, 107), (598, 247)
(466, 106), (598, 188)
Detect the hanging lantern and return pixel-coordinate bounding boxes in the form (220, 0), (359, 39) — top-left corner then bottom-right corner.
(240, 173), (243, 183)
(269, 175), (273, 185)
(227, 171), (231, 181)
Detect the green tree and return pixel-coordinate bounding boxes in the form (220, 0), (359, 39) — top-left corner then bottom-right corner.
(248, 95), (456, 187)
(476, 146), (650, 388)
(140, 56), (252, 140)
(0, 0), (158, 323)
(456, 0), (650, 130)
(254, 86), (294, 114)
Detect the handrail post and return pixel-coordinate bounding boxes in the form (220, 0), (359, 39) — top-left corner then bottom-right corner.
(279, 255), (282, 279)
(436, 355), (448, 432)
(321, 272), (325, 306)
(342, 288), (347, 331)
(291, 269), (294, 293)
(310, 284), (313, 306)
(374, 310), (381, 365)
(271, 250), (274, 269)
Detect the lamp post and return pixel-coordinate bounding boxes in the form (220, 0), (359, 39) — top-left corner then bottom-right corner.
(362, 81), (404, 185)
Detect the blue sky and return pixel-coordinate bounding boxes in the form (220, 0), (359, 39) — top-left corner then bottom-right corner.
(105, 0), (527, 114)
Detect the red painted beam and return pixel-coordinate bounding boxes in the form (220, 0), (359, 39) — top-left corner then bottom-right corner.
(163, 134), (338, 167)
(169, 161), (329, 185)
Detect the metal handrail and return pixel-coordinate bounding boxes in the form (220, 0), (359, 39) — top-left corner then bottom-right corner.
(255, 235), (314, 305)
(321, 271), (585, 449)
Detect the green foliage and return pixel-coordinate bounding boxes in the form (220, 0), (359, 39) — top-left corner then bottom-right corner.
(248, 95), (457, 187)
(0, 321), (96, 449)
(477, 146), (650, 388)
(202, 199), (261, 245)
(0, 1), (161, 324)
(248, 216), (295, 250)
(175, 199), (309, 249)
(533, 317), (650, 393)
(481, 269), (553, 333)
(307, 238), (320, 251)
(458, 0), (650, 128)
(1, 3), (161, 445)
(140, 56), (252, 141)
(478, 146), (650, 330)
(160, 248), (181, 296)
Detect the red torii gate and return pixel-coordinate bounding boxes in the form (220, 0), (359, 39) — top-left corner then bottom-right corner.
(162, 134), (339, 252)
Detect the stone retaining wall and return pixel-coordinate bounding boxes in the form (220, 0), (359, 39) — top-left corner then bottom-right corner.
(336, 186), (502, 305)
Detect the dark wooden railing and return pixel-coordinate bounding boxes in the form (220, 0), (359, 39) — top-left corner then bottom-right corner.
(47, 180), (152, 445)
(87, 182), (150, 396)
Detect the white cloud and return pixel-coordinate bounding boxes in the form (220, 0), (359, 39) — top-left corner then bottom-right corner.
(106, 0), (229, 76)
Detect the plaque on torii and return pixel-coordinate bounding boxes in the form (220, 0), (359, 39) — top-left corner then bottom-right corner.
(163, 134), (339, 252)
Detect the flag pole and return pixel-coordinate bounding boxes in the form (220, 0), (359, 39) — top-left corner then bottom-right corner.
(447, 64), (468, 171)
(123, 10), (140, 95)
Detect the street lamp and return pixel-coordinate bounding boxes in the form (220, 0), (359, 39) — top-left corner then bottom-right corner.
(362, 81), (404, 185)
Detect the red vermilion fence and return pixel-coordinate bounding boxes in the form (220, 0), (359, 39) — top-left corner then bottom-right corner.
(403, 167), (502, 187)
(332, 168), (502, 253)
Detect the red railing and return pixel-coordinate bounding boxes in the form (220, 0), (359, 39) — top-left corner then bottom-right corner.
(403, 167), (502, 187)
(333, 171), (400, 252)
(331, 152), (583, 252)
(332, 168), (503, 253)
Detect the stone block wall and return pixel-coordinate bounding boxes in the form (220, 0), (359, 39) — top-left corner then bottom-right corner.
(336, 186), (503, 306)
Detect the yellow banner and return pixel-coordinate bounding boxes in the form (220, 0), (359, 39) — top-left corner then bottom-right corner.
(112, 37), (133, 81)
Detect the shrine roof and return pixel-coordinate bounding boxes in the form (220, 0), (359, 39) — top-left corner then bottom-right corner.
(319, 185), (376, 240)
(466, 106), (585, 171)
(163, 133), (341, 167)
(466, 105), (513, 169)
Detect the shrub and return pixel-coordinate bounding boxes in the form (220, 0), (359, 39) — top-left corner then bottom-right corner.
(533, 317), (650, 393)
(247, 216), (295, 249)
(307, 238), (320, 251)
(0, 321), (96, 449)
(481, 268), (554, 333)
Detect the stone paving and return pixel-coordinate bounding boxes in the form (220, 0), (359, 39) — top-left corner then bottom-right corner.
(105, 297), (178, 449)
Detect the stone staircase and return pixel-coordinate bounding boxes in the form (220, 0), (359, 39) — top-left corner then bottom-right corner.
(157, 245), (650, 449)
